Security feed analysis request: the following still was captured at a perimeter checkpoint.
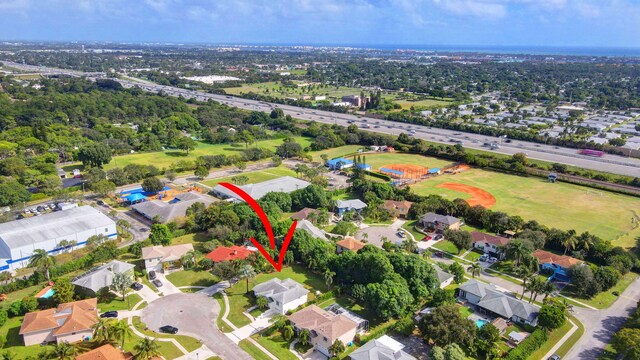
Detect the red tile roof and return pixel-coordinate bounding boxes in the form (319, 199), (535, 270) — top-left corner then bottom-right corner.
(471, 232), (512, 247)
(336, 237), (365, 252)
(532, 249), (583, 269)
(20, 298), (98, 336)
(291, 207), (320, 221)
(206, 246), (253, 263)
(76, 345), (133, 360)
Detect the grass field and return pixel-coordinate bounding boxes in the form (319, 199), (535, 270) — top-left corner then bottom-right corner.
(166, 269), (220, 288)
(239, 339), (272, 360)
(79, 136), (313, 172)
(411, 168), (640, 247)
(561, 272), (639, 309)
(311, 145), (364, 162)
(200, 166), (298, 187)
(359, 152), (454, 172)
(98, 293), (143, 312)
(223, 82), (364, 100)
(251, 331), (298, 360)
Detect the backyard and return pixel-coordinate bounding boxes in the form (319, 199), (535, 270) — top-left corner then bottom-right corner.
(166, 269), (220, 288)
(410, 168), (640, 247)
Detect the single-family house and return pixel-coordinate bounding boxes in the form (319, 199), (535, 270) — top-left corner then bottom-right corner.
(336, 199), (367, 216)
(419, 213), (461, 232)
(471, 232), (512, 260)
(291, 208), (322, 222)
(458, 279), (539, 326)
(336, 237), (365, 254)
(72, 260), (135, 296)
(531, 249), (584, 282)
(76, 344), (133, 360)
(326, 158), (354, 170)
(382, 200), (413, 219)
(288, 305), (358, 357)
(435, 268), (454, 289)
(212, 176), (310, 202)
(19, 298), (98, 346)
(252, 278), (309, 315)
(141, 244), (194, 273)
(297, 220), (328, 241)
(131, 191), (215, 223)
(350, 335), (416, 360)
(206, 245), (255, 263)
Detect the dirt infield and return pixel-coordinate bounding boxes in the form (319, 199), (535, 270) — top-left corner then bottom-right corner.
(437, 182), (496, 208)
(379, 164), (430, 179)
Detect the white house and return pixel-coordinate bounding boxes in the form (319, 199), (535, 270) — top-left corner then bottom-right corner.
(0, 206), (116, 272)
(252, 278), (309, 315)
(141, 244), (194, 273)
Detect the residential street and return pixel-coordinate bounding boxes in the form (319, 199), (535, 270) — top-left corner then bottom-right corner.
(564, 276), (640, 359)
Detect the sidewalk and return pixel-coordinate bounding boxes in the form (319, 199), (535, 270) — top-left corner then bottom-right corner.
(541, 318), (578, 359)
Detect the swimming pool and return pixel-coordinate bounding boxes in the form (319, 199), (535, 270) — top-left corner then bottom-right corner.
(39, 288), (55, 299)
(475, 319), (488, 328)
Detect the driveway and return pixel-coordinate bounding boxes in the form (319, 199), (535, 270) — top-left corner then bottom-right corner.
(564, 276), (640, 359)
(141, 292), (252, 360)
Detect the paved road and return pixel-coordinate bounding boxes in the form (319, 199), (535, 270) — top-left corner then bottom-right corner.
(3, 61), (640, 177)
(565, 275), (640, 360)
(141, 292), (253, 360)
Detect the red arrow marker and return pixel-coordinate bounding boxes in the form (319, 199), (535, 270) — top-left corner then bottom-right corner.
(219, 182), (297, 272)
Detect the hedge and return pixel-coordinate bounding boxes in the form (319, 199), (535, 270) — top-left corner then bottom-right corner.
(504, 329), (548, 360)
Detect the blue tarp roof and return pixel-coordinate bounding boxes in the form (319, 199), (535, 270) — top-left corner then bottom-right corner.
(381, 167), (404, 175)
(124, 193), (147, 202)
(327, 157), (354, 166)
(356, 163), (371, 169)
(428, 168), (440, 174)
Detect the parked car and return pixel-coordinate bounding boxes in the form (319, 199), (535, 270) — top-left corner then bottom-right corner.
(152, 279), (163, 287)
(548, 356), (561, 360)
(434, 234), (444, 241)
(100, 311), (118, 318)
(397, 231), (406, 238)
(131, 282), (143, 291)
(159, 325), (178, 334)
(422, 236), (432, 241)
(148, 271), (156, 280)
(488, 257), (498, 264)
(479, 254), (489, 262)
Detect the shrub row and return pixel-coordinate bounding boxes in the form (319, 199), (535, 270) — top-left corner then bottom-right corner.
(504, 329), (548, 360)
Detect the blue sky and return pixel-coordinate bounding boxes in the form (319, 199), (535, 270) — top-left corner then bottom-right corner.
(1, 0), (639, 48)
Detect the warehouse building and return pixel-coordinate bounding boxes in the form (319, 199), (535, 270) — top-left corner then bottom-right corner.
(0, 206), (116, 271)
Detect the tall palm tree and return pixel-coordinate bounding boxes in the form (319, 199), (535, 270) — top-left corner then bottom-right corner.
(299, 329), (311, 346)
(239, 264), (256, 293)
(515, 267), (533, 300)
(562, 231), (578, 255)
(111, 319), (133, 349)
(180, 250), (196, 269)
(270, 314), (288, 331)
(134, 338), (160, 360)
(324, 269), (336, 291)
(469, 262), (482, 278)
(402, 239), (417, 253)
(0, 271), (13, 285)
(282, 325), (295, 341)
(540, 281), (557, 300)
(506, 240), (526, 267)
(28, 249), (56, 281)
(91, 318), (114, 344)
(51, 342), (77, 360)
(527, 276), (546, 303)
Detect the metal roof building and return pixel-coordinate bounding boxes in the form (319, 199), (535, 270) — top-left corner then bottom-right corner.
(211, 176), (311, 202)
(0, 206), (116, 271)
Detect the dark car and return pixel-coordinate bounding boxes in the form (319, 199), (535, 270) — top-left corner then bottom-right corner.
(152, 279), (163, 287)
(148, 271), (156, 280)
(547, 356), (560, 360)
(159, 325), (178, 334)
(100, 311), (118, 318)
(131, 282), (143, 291)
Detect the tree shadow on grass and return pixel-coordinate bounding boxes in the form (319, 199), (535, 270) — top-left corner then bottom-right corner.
(165, 151), (188, 157)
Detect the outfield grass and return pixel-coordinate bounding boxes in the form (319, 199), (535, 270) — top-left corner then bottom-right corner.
(166, 269), (220, 288)
(200, 166), (298, 187)
(561, 272), (639, 309)
(224, 82), (363, 100)
(353, 152), (453, 172)
(225, 265), (325, 328)
(96, 136), (312, 171)
(411, 168), (640, 247)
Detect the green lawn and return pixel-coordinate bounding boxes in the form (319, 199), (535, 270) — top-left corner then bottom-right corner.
(166, 269), (220, 288)
(561, 272), (639, 309)
(411, 168), (640, 247)
(351, 152), (453, 172)
(201, 166), (298, 187)
(555, 316), (585, 358)
(402, 220), (426, 241)
(123, 330), (184, 360)
(458, 305), (473, 318)
(239, 339), (272, 360)
(212, 293), (234, 333)
(132, 316), (202, 352)
(98, 293), (144, 312)
(0, 315), (55, 358)
(171, 232), (211, 253)
(225, 265), (325, 328)
(527, 316), (577, 360)
(311, 145), (364, 162)
(252, 331), (298, 360)
(95, 136), (312, 171)
(432, 240), (462, 255)
(463, 251), (483, 262)
(223, 82), (363, 101)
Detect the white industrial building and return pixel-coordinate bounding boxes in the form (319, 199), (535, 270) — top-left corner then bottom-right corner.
(0, 206), (116, 272)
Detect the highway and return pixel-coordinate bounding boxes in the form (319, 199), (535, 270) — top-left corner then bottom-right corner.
(3, 61), (640, 177)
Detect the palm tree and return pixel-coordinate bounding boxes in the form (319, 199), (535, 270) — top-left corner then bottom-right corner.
(111, 319), (133, 349)
(515, 267), (533, 300)
(527, 276), (546, 303)
(91, 318), (114, 344)
(402, 239), (417, 253)
(270, 314), (288, 330)
(0, 271), (12, 285)
(540, 281), (557, 300)
(282, 325), (295, 341)
(180, 250), (196, 269)
(51, 342), (77, 360)
(329, 339), (346, 357)
(561, 231), (578, 255)
(469, 262), (482, 278)
(324, 269), (336, 291)
(28, 249), (56, 281)
(134, 338), (160, 360)
(299, 329), (311, 346)
(505, 240), (526, 266)
(239, 264), (256, 293)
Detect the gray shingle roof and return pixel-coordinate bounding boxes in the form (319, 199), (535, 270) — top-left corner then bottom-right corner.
(72, 260), (135, 293)
(336, 199), (367, 210)
(0, 206), (114, 251)
(350, 335), (416, 360)
(435, 268), (454, 285)
(212, 176), (311, 201)
(296, 220), (328, 241)
(252, 278), (309, 305)
(460, 279), (539, 322)
(131, 191), (215, 223)
(420, 212), (460, 226)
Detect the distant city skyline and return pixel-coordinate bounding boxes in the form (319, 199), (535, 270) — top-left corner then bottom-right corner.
(1, 0), (639, 49)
